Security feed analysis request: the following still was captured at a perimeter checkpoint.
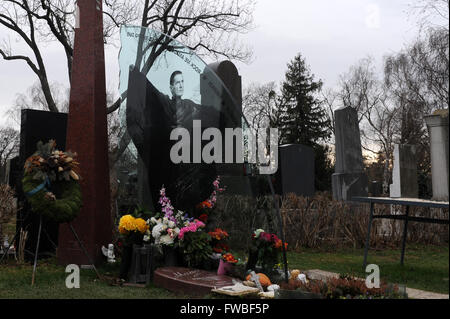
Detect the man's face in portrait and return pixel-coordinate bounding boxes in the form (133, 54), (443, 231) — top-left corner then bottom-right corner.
(170, 73), (184, 98)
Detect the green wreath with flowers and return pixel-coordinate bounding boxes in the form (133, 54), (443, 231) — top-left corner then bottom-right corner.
(21, 140), (82, 223)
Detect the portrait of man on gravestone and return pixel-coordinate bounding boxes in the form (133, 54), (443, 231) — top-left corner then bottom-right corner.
(125, 66), (219, 214)
(140, 69), (203, 129)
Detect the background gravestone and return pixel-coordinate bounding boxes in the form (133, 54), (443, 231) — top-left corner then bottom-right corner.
(14, 109), (68, 261)
(389, 144), (418, 198)
(274, 144), (314, 197)
(331, 106), (368, 201)
(424, 110), (449, 201)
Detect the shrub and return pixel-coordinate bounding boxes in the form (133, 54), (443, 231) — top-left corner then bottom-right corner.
(210, 192), (448, 252)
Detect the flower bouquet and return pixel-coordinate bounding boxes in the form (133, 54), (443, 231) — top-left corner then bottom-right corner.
(208, 228), (230, 254)
(21, 140), (82, 223)
(117, 214), (150, 280)
(145, 187), (193, 266)
(247, 229), (288, 275)
(177, 218), (213, 268)
(118, 214), (149, 245)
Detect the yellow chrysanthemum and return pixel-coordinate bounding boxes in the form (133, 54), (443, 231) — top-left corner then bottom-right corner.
(119, 214), (136, 234)
(135, 218), (149, 234)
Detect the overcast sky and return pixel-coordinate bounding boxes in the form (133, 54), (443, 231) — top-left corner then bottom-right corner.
(0, 0), (435, 127)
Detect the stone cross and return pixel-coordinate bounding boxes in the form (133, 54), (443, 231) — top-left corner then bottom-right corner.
(249, 271), (264, 292)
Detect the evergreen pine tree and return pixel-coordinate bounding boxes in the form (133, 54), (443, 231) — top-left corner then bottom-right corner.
(277, 53), (333, 191)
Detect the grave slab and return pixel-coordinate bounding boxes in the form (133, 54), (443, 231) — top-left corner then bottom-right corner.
(153, 267), (237, 296)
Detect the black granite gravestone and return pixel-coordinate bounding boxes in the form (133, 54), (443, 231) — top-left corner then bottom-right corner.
(274, 144), (315, 197)
(15, 109), (68, 261)
(126, 67), (221, 214)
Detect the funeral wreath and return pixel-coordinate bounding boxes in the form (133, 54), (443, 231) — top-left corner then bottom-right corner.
(22, 140), (82, 223)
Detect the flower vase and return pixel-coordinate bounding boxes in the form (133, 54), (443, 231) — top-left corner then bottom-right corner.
(217, 259), (234, 276)
(163, 245), (178, 267)
(119, 244), (133, 280)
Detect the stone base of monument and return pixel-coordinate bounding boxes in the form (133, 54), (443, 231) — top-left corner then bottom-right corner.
(153, 267), (237, 296)
(332, 172), (368, 201)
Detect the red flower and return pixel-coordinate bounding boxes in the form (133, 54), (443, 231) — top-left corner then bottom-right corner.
(274, 239), (288, 250)
(199, 214), (208, 223)
(197, 200), (212, 209)
(222, 253), (238, 263)
(208, 228), (229, 241)
(260, 232), (271, 242)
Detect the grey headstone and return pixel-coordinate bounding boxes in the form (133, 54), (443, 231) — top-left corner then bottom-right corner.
(424, 110), (449, 201)
(389, 144), (418, 198)
(332, 107), (368, 201)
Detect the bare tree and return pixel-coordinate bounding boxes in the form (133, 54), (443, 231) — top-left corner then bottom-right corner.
(320, 88), (338, 135)
(0, 0), (255, 114)
(408, 0), (449, 33)
(5, 81), (70, 126)
(335, 56), (382, 123)
(0, 127), (20, 182)
(243, 82), (278, 135)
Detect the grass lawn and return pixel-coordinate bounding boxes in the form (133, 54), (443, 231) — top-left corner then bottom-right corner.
(0, 244), (448, 298)
(0, 258), (183, 299)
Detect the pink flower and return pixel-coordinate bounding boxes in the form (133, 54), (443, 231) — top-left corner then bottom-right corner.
(159, 185), (176, 222)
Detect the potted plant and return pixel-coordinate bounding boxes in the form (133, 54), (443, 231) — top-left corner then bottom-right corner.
(217, 252), (239, 275)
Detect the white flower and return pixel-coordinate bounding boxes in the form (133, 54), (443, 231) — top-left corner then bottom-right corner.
(143, 235), (150, 242)
(160, 234), (174, 245)
(168, 220), (175, 228)
(152, 223), (163, 239)
(254, 229), (265, 238)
